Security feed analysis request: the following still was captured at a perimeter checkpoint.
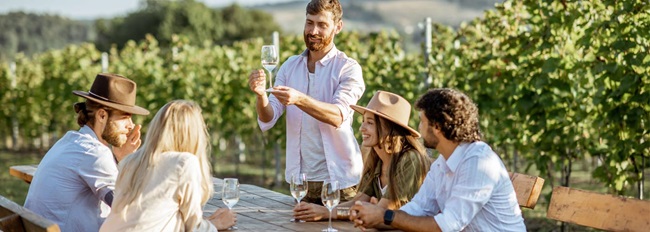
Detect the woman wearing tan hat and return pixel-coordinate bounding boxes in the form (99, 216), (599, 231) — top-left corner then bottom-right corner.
(293, 90), (431, 221)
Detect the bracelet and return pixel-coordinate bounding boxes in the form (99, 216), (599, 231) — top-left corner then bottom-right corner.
(336, 207), (350, 218)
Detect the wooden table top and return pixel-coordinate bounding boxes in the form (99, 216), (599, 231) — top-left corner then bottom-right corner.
(9, 164), (37, 184)
(205, 178), (395, 232)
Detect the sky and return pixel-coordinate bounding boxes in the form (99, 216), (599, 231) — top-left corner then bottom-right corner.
(0, 0), (297, 20)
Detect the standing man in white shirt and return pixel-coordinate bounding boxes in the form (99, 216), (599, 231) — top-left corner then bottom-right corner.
(25, 73), (150, 232)
(350, 88), (526, 232)
(248, 0), (365, 203)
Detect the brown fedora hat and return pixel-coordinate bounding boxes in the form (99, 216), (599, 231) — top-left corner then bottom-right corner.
(351, 90), (420, 137)
(73, 73), (150, 115)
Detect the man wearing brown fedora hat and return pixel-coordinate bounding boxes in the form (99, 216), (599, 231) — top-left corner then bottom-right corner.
(248, 0), (364, 204)
(25, 73), (150, 232)
(350, 88), (526, 232)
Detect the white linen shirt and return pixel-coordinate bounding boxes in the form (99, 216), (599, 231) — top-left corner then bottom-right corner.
(258, 46), (365, 188)
(25, 126), (116, 232)
(100, 152), (217, 232)
(400, 142), (526, 232)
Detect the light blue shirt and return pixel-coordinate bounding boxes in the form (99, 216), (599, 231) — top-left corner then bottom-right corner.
(400, 142), (526, 232)
(258, 46), (365, 188)
(25, 125), (116, 232)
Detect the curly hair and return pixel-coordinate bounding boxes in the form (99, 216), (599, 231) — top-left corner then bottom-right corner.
(306, 0), (343, 22)
(415, 88), (482, 143)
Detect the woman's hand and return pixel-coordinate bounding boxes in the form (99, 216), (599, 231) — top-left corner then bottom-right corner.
(293, 202), (330, 221)
(208, 208), (237, 230)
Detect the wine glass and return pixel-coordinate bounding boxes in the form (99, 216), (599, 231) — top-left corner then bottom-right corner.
(321, 181), (340, 232)
(290, 173), (308, 222)
(261, 45), (279, 91)
(222, 178), (240, 230)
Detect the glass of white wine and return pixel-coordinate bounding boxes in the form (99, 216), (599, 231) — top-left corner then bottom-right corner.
(290, 173), (308, 222)
(321, 181), (340, 232)
(261, 45), (279, 91)
(222, 178), (240, 230)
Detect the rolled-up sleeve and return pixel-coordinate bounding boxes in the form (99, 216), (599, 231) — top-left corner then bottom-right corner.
(332, 60), (364, 125)
(78, 147), (117, 205)
(257, 57), (291, 132)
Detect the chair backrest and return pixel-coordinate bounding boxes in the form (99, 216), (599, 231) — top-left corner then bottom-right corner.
(547, 186), (650, 232)
(0, 195), (60, 232)
(508, 172), (544, 209)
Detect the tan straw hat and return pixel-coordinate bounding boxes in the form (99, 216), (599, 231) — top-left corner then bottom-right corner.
(73, 73), (150, 115)
(350, 90), (420, 137)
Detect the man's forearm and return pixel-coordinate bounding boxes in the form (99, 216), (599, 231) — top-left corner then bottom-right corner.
(256, 94), (274, 122)
(391, 210), (441, 232)
(295, 96), (342, 127)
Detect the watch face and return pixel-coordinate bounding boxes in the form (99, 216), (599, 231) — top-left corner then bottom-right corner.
(384, 210), (395, 225)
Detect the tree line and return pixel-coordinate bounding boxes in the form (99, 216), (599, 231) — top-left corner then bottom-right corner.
(0, 0), (281, 61)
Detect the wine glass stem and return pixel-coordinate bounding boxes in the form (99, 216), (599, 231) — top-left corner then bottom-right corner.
(328, 209), (332, 229)
(268, 72), (273, 88)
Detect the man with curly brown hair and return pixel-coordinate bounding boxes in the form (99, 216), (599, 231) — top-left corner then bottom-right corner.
(350, 88), (526, 232)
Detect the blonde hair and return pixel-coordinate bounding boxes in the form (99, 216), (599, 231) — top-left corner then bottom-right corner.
(114, 100), (213, 216)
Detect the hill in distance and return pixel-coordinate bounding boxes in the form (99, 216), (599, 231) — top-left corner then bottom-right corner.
(250, 0), (502, 35)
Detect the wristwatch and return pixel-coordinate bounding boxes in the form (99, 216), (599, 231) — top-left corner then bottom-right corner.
(383, 209), (395, 225)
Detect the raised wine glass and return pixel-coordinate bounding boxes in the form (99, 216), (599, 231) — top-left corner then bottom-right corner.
(222, 178), (240, 230)
(290, 173), (308, 222)
(321, 181), (340, 232)
(261, 45), (279, 91)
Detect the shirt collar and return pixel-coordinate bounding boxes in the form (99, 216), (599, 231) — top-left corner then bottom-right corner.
(300, 45), (339, 66)
(445, 142), (470, 173)
(79, 125), (100, 141)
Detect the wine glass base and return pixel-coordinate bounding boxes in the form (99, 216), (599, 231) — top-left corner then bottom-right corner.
(322, 228), (338, 232)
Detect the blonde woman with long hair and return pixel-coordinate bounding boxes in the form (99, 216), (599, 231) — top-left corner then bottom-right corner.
(100, 100), (236, 231)
(293, 91), (431, 221)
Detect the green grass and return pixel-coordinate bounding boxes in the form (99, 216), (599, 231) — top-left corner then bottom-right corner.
(0, 150), (41, 205)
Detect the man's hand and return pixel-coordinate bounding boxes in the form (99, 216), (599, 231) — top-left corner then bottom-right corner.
(269, 86), (306, 106)
(293, 202), (329, 221)
(112, 124), (141, 162)
(248, 69), (267, 96)
(208, 208), (237, 230)
(349, 201), (386, 231)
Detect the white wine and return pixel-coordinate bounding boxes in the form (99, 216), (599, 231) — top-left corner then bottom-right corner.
(323, 198), (340, 210)
(262, 62), (277, 72)
(291, 190), (307, 200)
(223, 197), (239, 209)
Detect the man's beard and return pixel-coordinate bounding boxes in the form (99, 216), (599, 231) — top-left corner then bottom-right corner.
(102, 120), (127, 147)
(423, 133), (439, 150)
(304, 31), (334, 52)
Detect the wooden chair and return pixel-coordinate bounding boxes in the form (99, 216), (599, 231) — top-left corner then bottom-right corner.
(508, 172), (544, 209)
(547, 186), (650, 232)
(0, 195), (60, 232)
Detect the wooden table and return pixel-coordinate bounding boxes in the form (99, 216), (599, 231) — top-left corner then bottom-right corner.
(205, 178), (394, 232)
(9, 165), (394, 231)
(9, 164), (38, 184)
